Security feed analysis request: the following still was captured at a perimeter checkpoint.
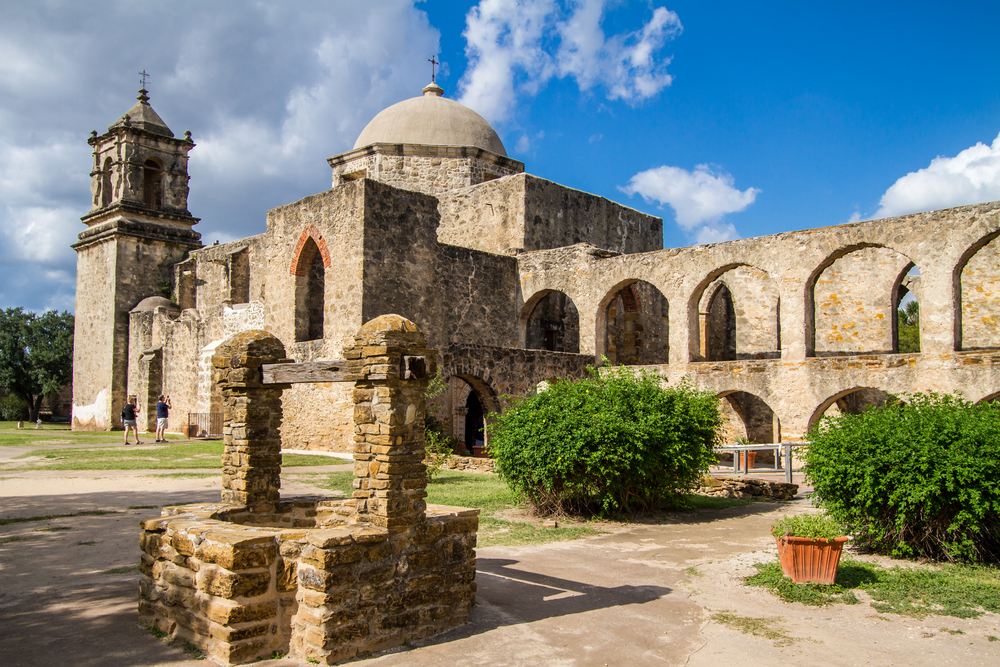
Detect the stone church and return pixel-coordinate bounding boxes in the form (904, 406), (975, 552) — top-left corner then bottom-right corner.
(71, 83), (1000, 453)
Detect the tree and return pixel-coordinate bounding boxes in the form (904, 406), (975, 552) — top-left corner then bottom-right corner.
(0, 308), (74, 422)
(897, 299), (920, 353)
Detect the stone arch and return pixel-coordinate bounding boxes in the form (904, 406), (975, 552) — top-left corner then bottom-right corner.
(717, 390), (781, 464)
(293, 236), (326, 341)
(595, 279), (669, 365)
(955, 230), (1000, 351)
(977, 391), (1000, 404)
(142, 157), (164, 209)
(808, 386), (891, 431)
(520, 289), (580, 353)
(289, 226), (332, 276)
(893, 263), (921, 353)
(807, 243), (916, 356)
(690, 263), (779, 361)
(446, 373), (500, 454)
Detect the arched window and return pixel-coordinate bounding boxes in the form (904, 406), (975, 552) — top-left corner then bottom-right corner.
(101, 158), (113, 207)
(600, 280), (669, 365)
(294, 238), (325, 341)
(706, 284), (736, 361)
(143, 159), (164, 210)
(523, 291), (580, 353)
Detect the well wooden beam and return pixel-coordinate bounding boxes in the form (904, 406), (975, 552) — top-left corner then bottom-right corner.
(261, 360), (352, 384)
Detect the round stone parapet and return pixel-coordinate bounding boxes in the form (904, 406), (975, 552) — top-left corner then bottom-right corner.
(212, 330), (287, 370)
(353, 314), (427, 348)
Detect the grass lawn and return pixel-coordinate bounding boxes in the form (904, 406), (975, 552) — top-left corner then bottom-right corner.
(311, 469), (755, 548)
(8, 441), (334, 470)
(746, 558), (1000, 619)
(0, 421), (186, 447)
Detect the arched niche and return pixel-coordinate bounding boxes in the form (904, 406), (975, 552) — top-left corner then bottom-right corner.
(691, 264), (779, 361)
(101, 157), (113, 207)
(808, 387), (890, 431)
(143, 158), (164, 210)
(957, 232), (1000, 350)
(717, 390), (781, 464)
(808, 245), (915, 356)
(596, 280), (668, 365)
(521, 290), (580, 353)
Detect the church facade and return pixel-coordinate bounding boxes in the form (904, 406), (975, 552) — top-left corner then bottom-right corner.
(72, 84), (1000, 452)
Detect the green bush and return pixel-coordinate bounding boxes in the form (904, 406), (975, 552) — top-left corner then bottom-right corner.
(0, 393), (28, 421)
(487, 366), (721, 516)
(806, 392), (1000, 562)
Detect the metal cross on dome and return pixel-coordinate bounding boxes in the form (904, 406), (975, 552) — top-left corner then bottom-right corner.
(428, 56), (439, 83)
(139, 70), (150, 88)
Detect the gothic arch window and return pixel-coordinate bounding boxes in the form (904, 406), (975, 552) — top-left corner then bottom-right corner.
(143, 159), (164, 210)
(291, 227), (332, 342)
(101, 157), (113, 207)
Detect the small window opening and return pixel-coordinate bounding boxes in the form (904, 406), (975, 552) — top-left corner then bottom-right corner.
(294, 238), (326, 341)
(143, 159), (164, 210)
(101, 158), (113, 207)
(341, 169), (367, 182)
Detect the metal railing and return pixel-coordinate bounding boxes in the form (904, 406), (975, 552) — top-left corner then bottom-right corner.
(713, 442), (809, 484)
(186, 412), (223, 439)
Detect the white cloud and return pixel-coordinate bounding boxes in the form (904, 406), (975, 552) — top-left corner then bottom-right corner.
(620, 164), (759, 241)
(0, 1), (439, 312)
(874, 132), (1000, 218)
(458, 0), (681, 123)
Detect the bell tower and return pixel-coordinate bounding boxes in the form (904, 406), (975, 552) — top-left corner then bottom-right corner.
(71, 86), (202, 430)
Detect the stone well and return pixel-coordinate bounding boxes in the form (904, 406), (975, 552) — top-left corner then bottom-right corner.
(138, 316), (479, 664)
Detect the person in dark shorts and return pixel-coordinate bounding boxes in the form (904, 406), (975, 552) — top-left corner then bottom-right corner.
(121, 398), (141, 445)
(155, 395), (171, 442)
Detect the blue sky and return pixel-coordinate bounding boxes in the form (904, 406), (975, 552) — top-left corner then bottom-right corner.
(1, 1), (999, 313)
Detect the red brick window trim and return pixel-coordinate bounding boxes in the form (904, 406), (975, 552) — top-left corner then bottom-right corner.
(290, 226), (332, 276)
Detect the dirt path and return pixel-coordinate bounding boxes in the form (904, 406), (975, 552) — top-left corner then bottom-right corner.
(0, 470), (997, 667)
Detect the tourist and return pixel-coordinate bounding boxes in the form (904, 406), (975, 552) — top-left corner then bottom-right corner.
(122, 398), (141, 445)
(155, 395), (171, 443)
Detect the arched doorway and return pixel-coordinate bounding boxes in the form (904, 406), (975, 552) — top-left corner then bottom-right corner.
(809, 387), (891, 431)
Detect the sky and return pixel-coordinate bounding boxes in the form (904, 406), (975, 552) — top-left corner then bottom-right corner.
(1, 0), (999, 314)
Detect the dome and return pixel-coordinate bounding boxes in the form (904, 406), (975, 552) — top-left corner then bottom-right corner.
(353, 83), (507, 157)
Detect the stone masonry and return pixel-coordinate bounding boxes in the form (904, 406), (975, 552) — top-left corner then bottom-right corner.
(138, 317), (478, 665)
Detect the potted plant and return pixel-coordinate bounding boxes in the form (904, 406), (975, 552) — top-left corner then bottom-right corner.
(736, 436), (755, 469)
(771, 514), (849, 584)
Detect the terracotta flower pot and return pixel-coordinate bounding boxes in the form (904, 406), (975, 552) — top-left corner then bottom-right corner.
(774, 535), (849, 584)
(739, 451), (756, 469)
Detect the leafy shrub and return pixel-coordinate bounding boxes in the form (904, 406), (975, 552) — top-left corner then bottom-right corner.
(806, 392), (1000, 562)
(771, 514), (845, 541)
(487, 366), (721, 516)
(0, 393), (28, 421)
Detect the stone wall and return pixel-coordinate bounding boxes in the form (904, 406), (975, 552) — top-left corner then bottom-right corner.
(960, 233), (1000, 349)
(329, 145), (523, 196)
(517, 201), (1000, 439)
(438, 173), (662, 256)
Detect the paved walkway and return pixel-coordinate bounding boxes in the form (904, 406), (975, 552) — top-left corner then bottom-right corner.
(0, 462), (996, 666)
